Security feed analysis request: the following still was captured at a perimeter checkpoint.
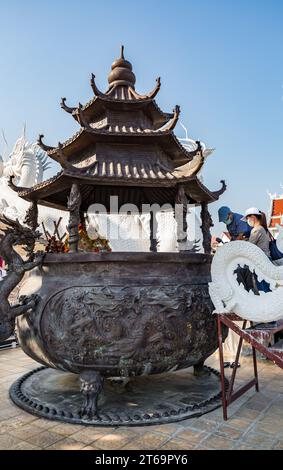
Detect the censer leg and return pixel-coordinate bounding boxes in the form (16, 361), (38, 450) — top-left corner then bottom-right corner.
(79, 370), (104, 419)
(193, 360), (211, 377)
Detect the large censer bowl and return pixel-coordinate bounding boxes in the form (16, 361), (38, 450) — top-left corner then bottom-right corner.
(17, 252), (218, 376)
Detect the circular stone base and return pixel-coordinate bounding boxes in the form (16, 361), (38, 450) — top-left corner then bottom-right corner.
(10, 366), (226, 426)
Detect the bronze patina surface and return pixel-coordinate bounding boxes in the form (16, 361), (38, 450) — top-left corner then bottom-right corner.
(10, 365), (226, 426)
(4, 48), (228, 422)
(17, 252), (218, 377)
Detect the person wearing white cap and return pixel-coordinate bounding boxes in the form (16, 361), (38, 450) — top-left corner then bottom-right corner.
(241, 208), (271, 258)
(232, 207), (272, 301)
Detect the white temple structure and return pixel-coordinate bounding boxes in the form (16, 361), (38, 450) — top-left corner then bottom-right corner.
(268, 188), (283, 238)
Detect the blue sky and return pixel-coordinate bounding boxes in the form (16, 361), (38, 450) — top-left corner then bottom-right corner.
(0, 0), (282, 234)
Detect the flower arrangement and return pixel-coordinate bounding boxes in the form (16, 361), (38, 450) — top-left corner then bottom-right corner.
(42, 218), (68, 253)
(64, 223), (112, 253)
(43, 218), (112, 254)
(45, 235), (68, 253)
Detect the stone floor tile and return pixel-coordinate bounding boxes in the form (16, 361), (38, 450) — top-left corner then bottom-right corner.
(174, 428), (208, 445)
(234, 443), (260, 450)
(160, 438), (191, 450)
(194, 445), (212, 450)
(81, 445), (101, 450)
(9, 423), (46, 440)
(0, 408), (23, 421)
(234, 407), (262, 420)
(273, 440), (283, 450)
(24, 430), (64, 448)
(120, 432), (168, 450)
(71, 428), (119, 445)
(94, 430), (138, 450)
(52, 423), (85, 437)
(147, 424), (183, 435)
(215, 424), (244, 440)
(221, 417), (252, 430)
(46, 438), (86, 450)
(10, 441), (42, 450)
(253, 419), (283, 436)
(185, 418), (219, 433)
(0, 434), (24, 450)
(201, 435), (235, 450)
(30, 419), (58, 430)
(243, 431), (277, 449)
(0, 414), (37, 431)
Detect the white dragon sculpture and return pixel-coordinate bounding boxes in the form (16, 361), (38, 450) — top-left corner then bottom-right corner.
(0, 131), (69, 237)
(209, 233), (283, 322)
(0, 132), (50, 187)
(0, 131), (54, 224)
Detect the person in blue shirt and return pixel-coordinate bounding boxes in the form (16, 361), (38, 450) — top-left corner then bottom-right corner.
(218, 206), (251, 241)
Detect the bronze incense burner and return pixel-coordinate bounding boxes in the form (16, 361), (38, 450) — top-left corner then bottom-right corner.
(2, 48), (227, 425)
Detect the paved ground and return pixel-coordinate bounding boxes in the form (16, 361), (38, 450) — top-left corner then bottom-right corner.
(0, 348), (282, 450)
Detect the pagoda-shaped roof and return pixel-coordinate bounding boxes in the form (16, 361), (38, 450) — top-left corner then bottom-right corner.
(11, 47), (226, 212)
(60, 46), (173, 130)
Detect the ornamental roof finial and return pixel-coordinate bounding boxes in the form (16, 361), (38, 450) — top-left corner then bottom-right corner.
(120, 44), (125, 59)
(108, 45), (136, 88)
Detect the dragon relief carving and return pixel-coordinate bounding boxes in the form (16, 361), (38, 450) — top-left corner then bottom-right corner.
(41, 285), (216, 374)
(209, 240), (283, 322)
(0, 215), (44, 341)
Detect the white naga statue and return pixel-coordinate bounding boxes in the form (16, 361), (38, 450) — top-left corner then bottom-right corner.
(0, 132), (47, 218)
(0, 131), (68, 235)
(0, 133), (50, 187)
(209, 233), (283, 323)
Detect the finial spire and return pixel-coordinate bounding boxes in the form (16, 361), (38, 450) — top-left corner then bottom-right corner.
(108, 45), (136, 88)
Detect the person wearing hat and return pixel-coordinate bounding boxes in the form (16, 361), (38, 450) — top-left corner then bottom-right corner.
(236, 207), (272, 298)
(241, 208), (271, 258)
(218, 206), (251, 241)
(240, 209), (279, 331)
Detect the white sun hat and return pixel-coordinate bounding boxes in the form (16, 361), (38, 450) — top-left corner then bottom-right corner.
(241, 207), (261, 222)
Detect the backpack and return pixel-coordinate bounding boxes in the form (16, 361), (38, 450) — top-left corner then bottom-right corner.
(269, 238), (283, 260)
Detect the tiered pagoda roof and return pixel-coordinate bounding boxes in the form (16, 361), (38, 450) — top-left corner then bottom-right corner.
(10, 46), (226, 212)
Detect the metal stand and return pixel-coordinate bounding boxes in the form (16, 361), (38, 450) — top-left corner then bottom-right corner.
(217, 313), (283, 420)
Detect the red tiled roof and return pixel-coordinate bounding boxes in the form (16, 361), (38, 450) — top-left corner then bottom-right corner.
(269, 198), (283, 227)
